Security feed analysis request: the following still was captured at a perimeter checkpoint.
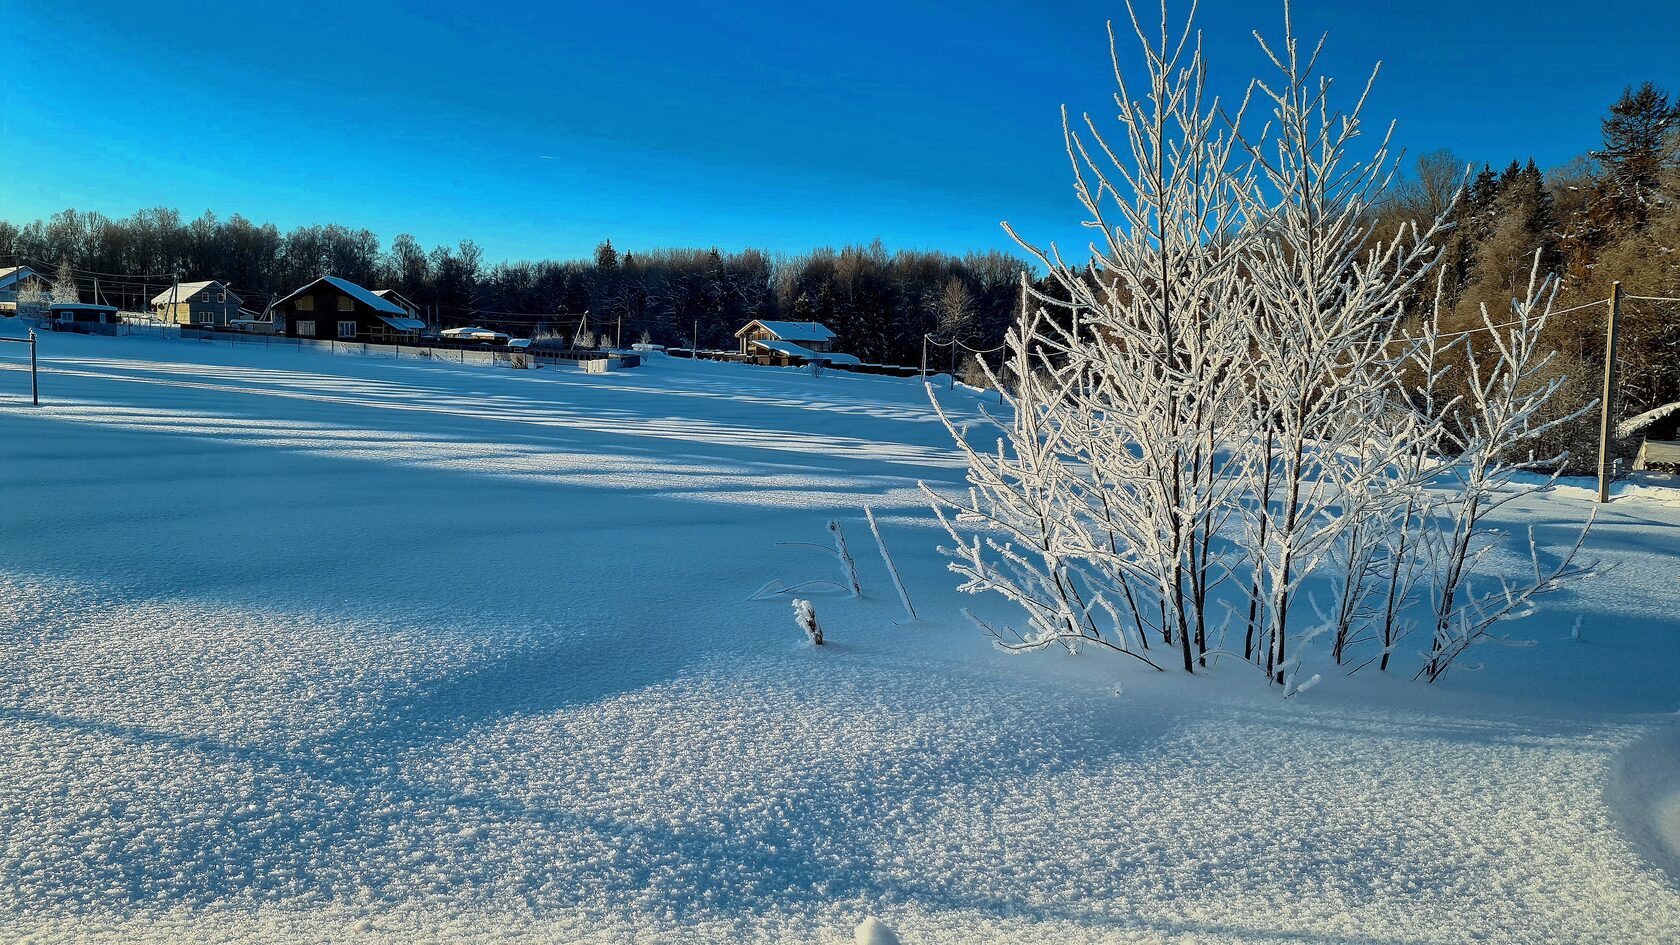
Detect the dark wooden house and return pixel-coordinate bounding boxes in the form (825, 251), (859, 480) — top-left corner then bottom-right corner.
(273, 276), (426, 342)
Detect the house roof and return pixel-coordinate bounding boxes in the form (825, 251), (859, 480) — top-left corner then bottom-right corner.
(736, 319), (837, 342)
(372, 288), (419, 310)
(150, 280), (241, 306)
(751, 339), (860, 364)
(440, 326), (509, 341)
(0, 266), (39, 290)
(1618, 400), (1680, 440)
(376, 315), (427, 332)
(49, 302), (118, 312)
(273, 275), (405, 315)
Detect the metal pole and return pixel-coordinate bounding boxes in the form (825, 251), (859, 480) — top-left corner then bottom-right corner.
(921, 334), (927, 381)
(692, 320), (698, 357)
(29, 329), (38, 406)
(1596, 282), (1622, 503)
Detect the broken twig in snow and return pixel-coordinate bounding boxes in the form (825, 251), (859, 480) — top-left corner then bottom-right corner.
(865, 505), (916, 621)
(793, 599), (823, 645)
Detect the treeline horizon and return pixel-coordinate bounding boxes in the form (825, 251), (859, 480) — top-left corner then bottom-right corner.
(0, 209), (1033, 367)
(1, 80), (1675, 396)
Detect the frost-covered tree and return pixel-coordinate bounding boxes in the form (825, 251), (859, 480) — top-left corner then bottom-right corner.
(929, 1), (1260, 673)
(925, 1), (1594, 691)
(15, 280), (48, 321)
(52, 261), (79, 305)
(1411, 261), (1596, 682)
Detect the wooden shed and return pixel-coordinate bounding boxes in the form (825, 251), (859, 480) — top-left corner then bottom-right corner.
(49, 302), (121, 325)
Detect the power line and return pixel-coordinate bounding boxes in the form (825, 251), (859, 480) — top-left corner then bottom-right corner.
(0, 254), (178, 280)
(925, 334), (1007, 355)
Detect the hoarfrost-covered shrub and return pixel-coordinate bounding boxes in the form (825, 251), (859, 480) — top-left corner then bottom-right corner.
(923, 1), (1595, 690)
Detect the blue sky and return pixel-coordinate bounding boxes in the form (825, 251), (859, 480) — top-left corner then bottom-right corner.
(2, 0), (1676, 265)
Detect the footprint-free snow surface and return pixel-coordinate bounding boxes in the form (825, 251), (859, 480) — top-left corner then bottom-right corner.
(1, 328), (1677, 944)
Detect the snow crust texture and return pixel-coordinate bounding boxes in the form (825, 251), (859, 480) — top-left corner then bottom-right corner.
(1, 332), (1676, 944)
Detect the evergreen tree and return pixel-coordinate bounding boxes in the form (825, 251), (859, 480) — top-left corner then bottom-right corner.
(1594, 82), (1678, 227)
(594, 238), (618, 271)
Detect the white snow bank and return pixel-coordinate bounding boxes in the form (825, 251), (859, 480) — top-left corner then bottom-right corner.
(1607, 720), (1680, 884)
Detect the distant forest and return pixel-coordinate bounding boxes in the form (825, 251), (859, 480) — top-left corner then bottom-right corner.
(1, 82), (1675, 409)
(0, 218), (1030, 370)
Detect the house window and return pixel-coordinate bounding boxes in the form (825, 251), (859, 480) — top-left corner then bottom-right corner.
(197, 310), (212, 324)
(337, 296), (354, 312)
(217, 291), (225, 303)
(201, 291), (211, 302)
(297, 320), (315, 337)
(338, 320), (356, 339)
(296, 296), (314, 312)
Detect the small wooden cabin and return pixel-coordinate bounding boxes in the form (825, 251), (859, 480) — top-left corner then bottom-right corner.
(736, 320), (837, 356)
(734, 319), (858, 366)
(151, 280), (242, 326)
(49, 302), (121, 324)
(273, 276), (426, 342)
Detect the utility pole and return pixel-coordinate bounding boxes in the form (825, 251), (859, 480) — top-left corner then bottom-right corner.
(616, 315), (622, 349)
(921, 334), (928, 381)
(692, 319), (698, 357)
(1596, 281), (1622, 503)
(29, 329), (38, 406)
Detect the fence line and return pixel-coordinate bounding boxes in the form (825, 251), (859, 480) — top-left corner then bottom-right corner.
(16, 318), (640, 372)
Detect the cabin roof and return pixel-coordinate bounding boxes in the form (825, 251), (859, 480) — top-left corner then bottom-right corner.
(150, 281), (241, 306)
(273, 276), (405, 315)
(736, 319), (836, 342)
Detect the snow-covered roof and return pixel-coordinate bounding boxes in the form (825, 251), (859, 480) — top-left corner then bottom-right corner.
(0, 266), (39, 289)
(48, 302), (117, 311)
(273, 276), (405, 316)
(376, 315), (427, 332)
(440, 326), (509, 341)
(751, 339), (860, 364)
(753, 339), (817, 358)
(373, 288), (419, 311)
(150, 281), (241, 306)
(1618, 401), (1680, 439)
(737, 320), (837, 342)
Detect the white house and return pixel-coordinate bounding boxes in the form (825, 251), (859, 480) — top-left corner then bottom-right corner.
(0, 266), (43, 314)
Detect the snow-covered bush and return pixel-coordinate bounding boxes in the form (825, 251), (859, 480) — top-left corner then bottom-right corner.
(924, 1), (1595, 688)
(15, 282), (48, 322)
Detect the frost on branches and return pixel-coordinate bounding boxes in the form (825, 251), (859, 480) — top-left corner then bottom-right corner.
(923, 1), (1596, 690)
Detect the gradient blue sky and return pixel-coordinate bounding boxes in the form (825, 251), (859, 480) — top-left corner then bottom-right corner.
(2, 1), (1677, 264)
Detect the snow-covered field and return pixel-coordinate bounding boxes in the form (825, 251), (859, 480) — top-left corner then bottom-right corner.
(1, 326), (1676, 944)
